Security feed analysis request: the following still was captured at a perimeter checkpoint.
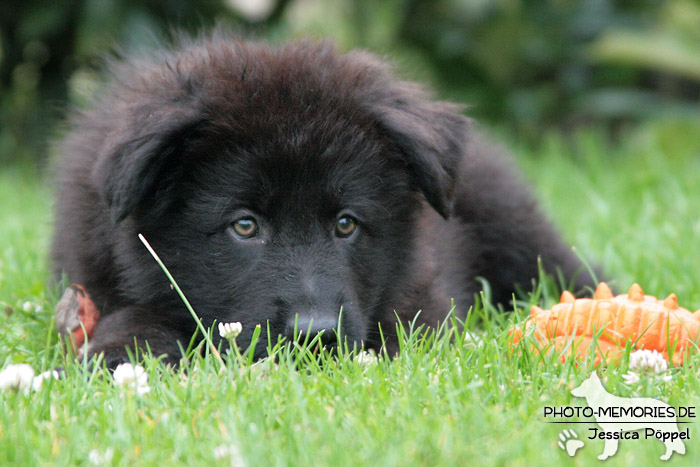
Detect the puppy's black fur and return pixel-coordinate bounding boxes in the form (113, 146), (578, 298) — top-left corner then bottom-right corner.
(52, 34), (594, 366)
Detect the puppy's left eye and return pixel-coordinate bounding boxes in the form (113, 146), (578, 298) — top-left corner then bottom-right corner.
(231, 217), (258, 239)
(335, 216), (357, 238)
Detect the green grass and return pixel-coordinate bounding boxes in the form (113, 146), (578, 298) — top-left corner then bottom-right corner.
(2, 120), (700, 465)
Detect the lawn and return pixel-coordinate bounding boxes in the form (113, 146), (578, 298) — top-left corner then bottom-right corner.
(1, 121), (700, 465)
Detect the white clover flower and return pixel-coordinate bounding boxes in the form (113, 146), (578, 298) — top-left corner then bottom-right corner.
(0, 364), (35, 393)
(213, 443), (243, 462)
(622, 371), (640, 385)
(31, 370), (61, 392)
(429, 372), (440, 386)
(112, 363), (150, 395)
(88, 447), (114, 465)
(629, 349), (668, 374)
(21, 301), (43, 313)
(463, 331), (483, 348)
(219, 322), (243, 340)
(354, 350), (379, 367)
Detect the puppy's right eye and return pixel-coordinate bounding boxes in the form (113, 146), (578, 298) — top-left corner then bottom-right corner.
(231, 218), (258, 239)
(335, 216), (357, 238)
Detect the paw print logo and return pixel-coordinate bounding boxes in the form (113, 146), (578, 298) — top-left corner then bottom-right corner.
(558, 429), (584, 457)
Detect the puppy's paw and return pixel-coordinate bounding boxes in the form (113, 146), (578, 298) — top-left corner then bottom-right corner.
(104, 355), (132, 371)
(85, 348), (132, 372)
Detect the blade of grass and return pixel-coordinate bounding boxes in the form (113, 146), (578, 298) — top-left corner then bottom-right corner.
(138, 233), (225, 370)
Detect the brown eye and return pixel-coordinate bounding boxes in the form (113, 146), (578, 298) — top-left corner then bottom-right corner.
(232, 218), (258, 239)
(335, 216), (356, 238)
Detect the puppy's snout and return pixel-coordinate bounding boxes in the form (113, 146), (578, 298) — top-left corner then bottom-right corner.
(285, 312), (338, 346)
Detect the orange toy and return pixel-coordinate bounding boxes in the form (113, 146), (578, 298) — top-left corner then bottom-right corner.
(511, 283), (700, 365)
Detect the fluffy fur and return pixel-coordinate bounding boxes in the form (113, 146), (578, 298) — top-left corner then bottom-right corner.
(52, 33), (595, 366)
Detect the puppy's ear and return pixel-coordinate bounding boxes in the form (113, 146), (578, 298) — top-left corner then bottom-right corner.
(352, 51), (471, 219)
(92, 107), (204, 224)
(372, 98), (470, 218)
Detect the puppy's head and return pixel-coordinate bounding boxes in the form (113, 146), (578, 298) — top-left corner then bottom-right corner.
(92, 36), (470, 353)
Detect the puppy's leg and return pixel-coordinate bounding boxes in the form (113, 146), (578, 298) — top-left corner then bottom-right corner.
(456, 138), (599, 303)
(86, 307), (190, 369)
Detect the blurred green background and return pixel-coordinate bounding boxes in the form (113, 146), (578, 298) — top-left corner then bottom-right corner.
(1, 0), (700, 166)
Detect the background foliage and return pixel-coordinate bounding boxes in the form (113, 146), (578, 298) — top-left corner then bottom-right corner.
(1, 0), (700, 164)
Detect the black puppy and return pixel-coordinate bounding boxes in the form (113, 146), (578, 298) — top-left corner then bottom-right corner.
(52, 34), (594, 366)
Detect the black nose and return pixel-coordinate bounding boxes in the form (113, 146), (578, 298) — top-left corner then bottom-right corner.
(285, 313), (338, 346)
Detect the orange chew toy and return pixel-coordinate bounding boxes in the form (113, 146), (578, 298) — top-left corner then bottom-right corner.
(511, 283), (700, 365)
